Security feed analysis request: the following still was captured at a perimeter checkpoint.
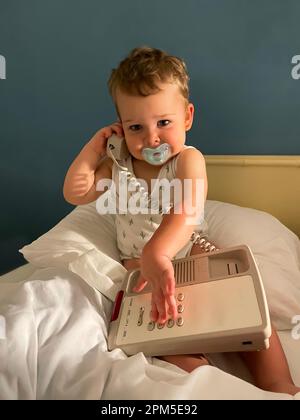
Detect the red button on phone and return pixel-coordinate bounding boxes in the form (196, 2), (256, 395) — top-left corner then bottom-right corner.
(110, 290), (124, 322)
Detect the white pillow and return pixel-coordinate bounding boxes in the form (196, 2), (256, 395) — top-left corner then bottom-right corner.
(19, 203), (127, 301)
(20, 200), (300, 330)
(20, 202), (121, 267)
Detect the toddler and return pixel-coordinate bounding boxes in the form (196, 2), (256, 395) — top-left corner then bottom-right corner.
(63, 46), (299, 395)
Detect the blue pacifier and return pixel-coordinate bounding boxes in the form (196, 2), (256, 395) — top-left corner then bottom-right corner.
(141, 143), (171, 166)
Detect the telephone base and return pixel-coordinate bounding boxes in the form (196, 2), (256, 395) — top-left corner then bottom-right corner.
(108, 245), (271, 356)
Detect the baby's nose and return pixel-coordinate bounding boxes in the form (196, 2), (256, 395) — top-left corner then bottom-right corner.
(144, 131), (160, 148)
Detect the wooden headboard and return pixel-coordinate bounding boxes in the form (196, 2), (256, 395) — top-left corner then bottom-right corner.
(205, 155), (300, 239)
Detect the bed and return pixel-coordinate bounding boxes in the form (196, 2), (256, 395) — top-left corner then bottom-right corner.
(0, 155), (300, 400)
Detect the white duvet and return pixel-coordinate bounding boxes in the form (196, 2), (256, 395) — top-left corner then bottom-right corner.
(0, 265), (299, 400)
(2, 200), (300, 400)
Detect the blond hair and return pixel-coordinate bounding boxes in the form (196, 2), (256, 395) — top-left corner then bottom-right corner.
(108, 46), (190, 106)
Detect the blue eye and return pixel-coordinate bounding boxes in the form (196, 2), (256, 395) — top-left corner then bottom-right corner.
(158, 120), (170, 127)
(129, 124), (141, 131)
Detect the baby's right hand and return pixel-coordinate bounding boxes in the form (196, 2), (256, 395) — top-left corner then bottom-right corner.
(89, 122), (124, 155)
(135, 251), (178, 324)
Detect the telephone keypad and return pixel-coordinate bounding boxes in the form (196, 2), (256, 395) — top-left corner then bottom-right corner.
(145, 290), (186, 331)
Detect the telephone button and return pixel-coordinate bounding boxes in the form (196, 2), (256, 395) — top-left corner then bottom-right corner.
(177, 293), (184, 302)
(176, 317), (184, 327)
(177, 304), (184, 313)
(167, 319), (175, 328)
(147, 321), (155, 331)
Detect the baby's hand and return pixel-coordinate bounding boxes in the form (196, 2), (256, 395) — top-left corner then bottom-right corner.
(133, 251), (178, 324)
(89, 122), (124, 155)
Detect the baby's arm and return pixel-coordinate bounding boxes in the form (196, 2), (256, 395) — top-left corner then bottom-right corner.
(147, 148), (207, 255)
(63, 123), (124, 205)
(145, 147), (207, 257)
(136, 148), (208, 322)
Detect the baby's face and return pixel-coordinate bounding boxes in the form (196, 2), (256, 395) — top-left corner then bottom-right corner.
(116, 83), (194, 165)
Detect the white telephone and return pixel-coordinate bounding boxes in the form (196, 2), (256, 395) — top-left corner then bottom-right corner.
(106, 134), (130, 171)
(108, 245), (271, 356)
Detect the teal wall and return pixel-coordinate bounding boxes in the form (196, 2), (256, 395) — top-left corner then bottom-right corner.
(0, 0), (300, 274)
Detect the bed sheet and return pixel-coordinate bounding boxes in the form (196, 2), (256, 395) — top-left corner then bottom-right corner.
(0, 264), (299, 400)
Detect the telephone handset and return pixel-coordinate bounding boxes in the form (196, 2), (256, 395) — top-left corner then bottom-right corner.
(106, 134), (130, 171)
(105, 134), (184, 213)
(106, 134), (151, 204)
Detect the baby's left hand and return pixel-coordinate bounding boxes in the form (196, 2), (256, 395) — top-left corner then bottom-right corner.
(133, 251), (178, 324)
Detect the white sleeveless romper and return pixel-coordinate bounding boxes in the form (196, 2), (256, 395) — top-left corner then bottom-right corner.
(111, 146), (208, 260)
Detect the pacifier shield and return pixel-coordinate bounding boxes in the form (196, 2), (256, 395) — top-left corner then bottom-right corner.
(142, 143), (171, 165)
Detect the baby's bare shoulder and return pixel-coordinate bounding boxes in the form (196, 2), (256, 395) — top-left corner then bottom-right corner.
(177, 147), (205, 169)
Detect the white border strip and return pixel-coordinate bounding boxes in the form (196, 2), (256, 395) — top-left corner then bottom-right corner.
(205, 155), (300, 168)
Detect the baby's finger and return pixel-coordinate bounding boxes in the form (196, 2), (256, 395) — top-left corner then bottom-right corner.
(162, 270), (176, 296)
(166, 294), (178, 320)
(103, 127), (115, 139)
(132, 275), (148, 293)
(150, 302), (159, 322)
(152, 290), (167, 324)
(104, 125), (120, 138)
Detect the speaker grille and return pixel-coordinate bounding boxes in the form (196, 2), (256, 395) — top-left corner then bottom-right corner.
(174, 259), (195, 285)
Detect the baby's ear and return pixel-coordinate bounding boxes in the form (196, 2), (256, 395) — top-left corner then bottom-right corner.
(185, 103), (194, 131)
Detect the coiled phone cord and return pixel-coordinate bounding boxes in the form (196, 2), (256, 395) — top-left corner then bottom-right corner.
(121, 170), (219, 252)
(190, 232), (219, 253)
(111, 153), (218, 252)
